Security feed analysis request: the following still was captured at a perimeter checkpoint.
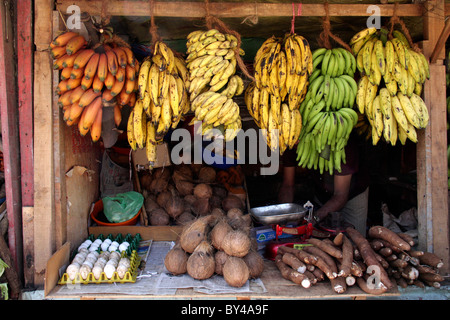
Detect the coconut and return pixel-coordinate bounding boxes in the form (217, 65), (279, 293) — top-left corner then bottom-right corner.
(139, 171), (153, 190)
(243, 250), (264, 279)
(222, 230), (252, 258)
(164, 243), (189, 275)
(222, 195), (245, 212)
(193, 183), (213, 199)
(209, 195), (222, 210)
(212, 186), (228, 199)
(173, 167), (194, 196)
(149, 208), (170, 226)
(179, 215), (214, 253)
(144, 197), (160, 213)
(164, 189), (185, 219)
(223, 256), (250, 287)
(153, 167), (171, 181)
(214, 251), (229, 275)
(210, 218), (233, 251)
(227, 208), (243, 220)
(149, 177), (169, 194)
(184, 194), (197, 205)
(186, 241), (215, 280)
(175, 211), (196, 226)
(198, 166), (216, 183)
(156, 190), (171, 208)
(191, 197), (210, 216)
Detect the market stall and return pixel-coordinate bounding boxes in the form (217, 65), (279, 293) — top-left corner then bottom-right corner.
(12, 0), (448, 300)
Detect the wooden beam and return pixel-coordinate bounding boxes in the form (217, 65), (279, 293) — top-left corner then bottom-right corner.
(419, 0), (449, 275)
(0, 0), (23, 279)
(33, 0), (55, 286)
(430, 18), (450, 64)
(56, 1), (424, 18)
(17, 0), (34, 288)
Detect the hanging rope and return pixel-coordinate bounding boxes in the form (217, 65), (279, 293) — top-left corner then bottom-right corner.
(388, 3), (421, 53)
(149, 0), (162, 49)
(318, 2), (352, 52)
(290, 3), (302, 34)
(204, 0), (255, 81)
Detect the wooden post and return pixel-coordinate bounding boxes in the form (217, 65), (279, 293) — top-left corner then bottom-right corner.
(419, 0), (450, 274)
(0, 0), (23, 279)
(33, 0), (55, 286)
(17, 0), (35, 288)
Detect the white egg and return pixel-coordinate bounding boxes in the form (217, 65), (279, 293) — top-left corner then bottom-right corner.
(99, 251), (111, 260)
(109, 251), (121, 261)
(83, 239), (93, 246)
(92, 265), (104, 280)
(108, 245), (118, 252)
(117, 264), (128, 279)
(66, 263), (80, 281)
(93, 239), (103, 245)
(78, 247), (89, 254)
(101, 242), (110, 252)
(89, 245), (99, 252)
(118, 257), (131, 269)
(103, 238), (112, 244)
(82, 260), (94, 269)
(111, 241), (120, 247)
(79, 264), (92, 280)
(104, 264), (116, 279)
(118, 244), (128, 252)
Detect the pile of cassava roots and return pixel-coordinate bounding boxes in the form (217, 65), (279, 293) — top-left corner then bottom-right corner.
(164, 208), (264, 288)
(276, 226), (445, 294)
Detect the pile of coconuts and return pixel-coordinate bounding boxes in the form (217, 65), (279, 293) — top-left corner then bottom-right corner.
(139, 164), (246, 227)
(164, 207), (265, 288)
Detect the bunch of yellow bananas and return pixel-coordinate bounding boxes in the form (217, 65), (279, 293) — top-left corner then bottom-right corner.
(51, 30), (139, 143)
(245, 82), (301, 154)
(185, 29), (245, 141)
(128, 41), (191, 166)
(357, 82), (429, 145)
(245, 33), (313, 153)
(351, 27), (430, 145)
(294, 45), (358, 175)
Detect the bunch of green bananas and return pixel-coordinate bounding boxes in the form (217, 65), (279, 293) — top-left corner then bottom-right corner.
(295, 45), (358, 175)
(129, 41), (190, 166)
(357, 78), (429, 146)
(185, 29), (245, 141)
(296, 106), (358, 175)
(245, 33), (313, 153)
(352, 28), (429, 97)
(351, 27), (430, 146)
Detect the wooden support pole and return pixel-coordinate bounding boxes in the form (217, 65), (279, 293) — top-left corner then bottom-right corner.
(17, 0), (34, 288)
(33, 0), (55, 286)
(0, 0), (24, 279)
(419, 0), (449, 274)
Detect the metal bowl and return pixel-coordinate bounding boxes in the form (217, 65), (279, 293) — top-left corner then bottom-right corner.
(250, 203), (308, 225)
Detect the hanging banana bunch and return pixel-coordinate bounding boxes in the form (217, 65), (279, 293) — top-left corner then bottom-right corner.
(185, 29), (245, 142)
(127, 41), (190, 167)
(295, 45), (358, 175)
(245, 33), (313, 154)
(51, 29), (139, 143)
(351, 27), (430, 146)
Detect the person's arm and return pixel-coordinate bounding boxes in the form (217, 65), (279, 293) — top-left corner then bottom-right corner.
(315, 174), (352, 222)
(278, 166), (296, 203)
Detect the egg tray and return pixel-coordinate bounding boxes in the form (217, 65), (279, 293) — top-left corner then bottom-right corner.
(71, 233), (142, 260)
(58, 250), (141, 285)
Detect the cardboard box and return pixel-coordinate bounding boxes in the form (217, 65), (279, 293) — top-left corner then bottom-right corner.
(132, 142), (171, 171)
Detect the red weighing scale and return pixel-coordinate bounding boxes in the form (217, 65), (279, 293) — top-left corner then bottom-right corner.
(250, 201), (316, 260)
